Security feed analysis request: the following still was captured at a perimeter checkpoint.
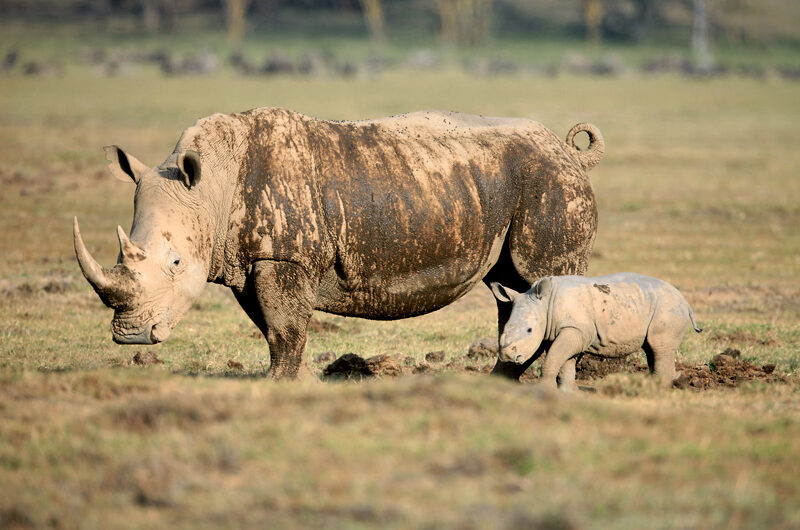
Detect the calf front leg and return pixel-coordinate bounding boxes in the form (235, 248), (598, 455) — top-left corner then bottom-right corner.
(539, 329), (584, 389)
(556, 355), (579, 392)
(252, 260), (318, 381)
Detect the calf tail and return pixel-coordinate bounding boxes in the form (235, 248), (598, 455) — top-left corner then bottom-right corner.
(566, 123), (605, 171)
(688, 306), (702, 333)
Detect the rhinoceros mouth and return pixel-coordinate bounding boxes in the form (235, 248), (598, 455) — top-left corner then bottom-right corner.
(112, 327), (156, 345)
(111, 314), (172, 344)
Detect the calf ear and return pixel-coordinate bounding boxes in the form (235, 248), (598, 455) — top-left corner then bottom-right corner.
(177, 150), (202, 189)
(532, 277), (553, 300)
(104, 146), (150, 183)
(490, 282), (520, 303)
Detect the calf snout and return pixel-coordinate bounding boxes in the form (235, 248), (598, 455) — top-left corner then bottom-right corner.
(498, 344), (525, 364)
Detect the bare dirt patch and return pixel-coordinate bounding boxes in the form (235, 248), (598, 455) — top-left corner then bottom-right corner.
(318, 345), (790, 392)
(467, 337), (498, 360)
(673, 349), (787, 390)
(575, 349), (788, 390)
(577, 355), (646, 380)
(322, 353), (403, 380)
(132, 351), (162, 366)
(425, 350), (446, 363)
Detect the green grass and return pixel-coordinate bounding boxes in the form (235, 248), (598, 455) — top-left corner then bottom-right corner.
(1, 29), (800, 528)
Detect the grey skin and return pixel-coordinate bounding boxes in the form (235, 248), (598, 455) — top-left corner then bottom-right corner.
(73, 108), (604, 380)
(490, 273), (702, 389)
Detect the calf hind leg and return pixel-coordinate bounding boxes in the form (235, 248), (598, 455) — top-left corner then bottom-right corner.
(643, 339), (678, 387)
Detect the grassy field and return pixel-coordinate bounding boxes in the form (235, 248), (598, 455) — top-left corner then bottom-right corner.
(1, 50), (800, 527)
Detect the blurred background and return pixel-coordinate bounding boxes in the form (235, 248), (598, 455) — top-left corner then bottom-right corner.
(1, 0), (799, 79)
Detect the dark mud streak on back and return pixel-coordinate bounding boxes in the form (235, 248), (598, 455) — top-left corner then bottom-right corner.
(209, 108), (598, 320)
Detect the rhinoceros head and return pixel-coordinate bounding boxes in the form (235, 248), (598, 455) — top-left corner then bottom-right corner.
(490, 278), (552, 363)
(74, 145), (210, 344)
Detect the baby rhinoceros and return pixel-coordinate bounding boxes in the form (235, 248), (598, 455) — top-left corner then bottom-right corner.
(490, 273), (701, 390)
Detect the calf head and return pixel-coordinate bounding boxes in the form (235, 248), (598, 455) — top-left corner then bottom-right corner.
(490, 278), (552, 363)
(74, 145), (209, 344)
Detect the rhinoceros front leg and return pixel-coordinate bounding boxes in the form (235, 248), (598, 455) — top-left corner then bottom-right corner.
(251, 260), (318, 381)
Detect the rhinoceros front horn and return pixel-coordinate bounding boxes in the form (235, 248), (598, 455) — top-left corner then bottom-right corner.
(73, 217), (139, 306)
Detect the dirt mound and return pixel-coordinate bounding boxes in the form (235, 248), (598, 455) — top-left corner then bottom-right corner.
(323, 353), (402, 380)
(467, 337), (498, 360)
(365, 354), (402, 377)
(575, 348), (788, 390)
(133, 351), (163, 366)
(323, 353), (372, 380)
(425, 351), (446, 363)
(673, 350), (787, 390)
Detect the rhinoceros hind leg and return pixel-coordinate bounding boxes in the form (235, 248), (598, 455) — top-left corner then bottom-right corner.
(251, 260), (318, 381)
(232, 288), (269, 338)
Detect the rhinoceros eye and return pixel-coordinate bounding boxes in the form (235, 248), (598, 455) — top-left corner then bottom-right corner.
(527, 328), (532, 333)
(168, 251), (181, 272)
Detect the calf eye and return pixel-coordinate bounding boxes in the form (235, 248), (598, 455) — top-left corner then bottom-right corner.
(527, 328), (532, 333)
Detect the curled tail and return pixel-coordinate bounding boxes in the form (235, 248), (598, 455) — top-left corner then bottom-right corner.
(688, 306), (702, 333)
(566, 123), (605, 171)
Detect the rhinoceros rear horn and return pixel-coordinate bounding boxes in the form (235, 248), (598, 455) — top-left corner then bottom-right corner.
(177, 150), (202, 189)
(74, 217), (140, 307)
(116, 225), (146, 263)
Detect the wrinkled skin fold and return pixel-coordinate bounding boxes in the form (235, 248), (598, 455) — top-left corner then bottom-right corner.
(74, 108), (604, 380)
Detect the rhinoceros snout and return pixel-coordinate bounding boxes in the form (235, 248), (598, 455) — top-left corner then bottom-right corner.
(112, 326), (155, 345)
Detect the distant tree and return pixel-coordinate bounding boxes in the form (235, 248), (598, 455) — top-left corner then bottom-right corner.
(437, 0), (493, 47)
(691, 0), (713, 69)
(359, 0), (386, 46)
(141, 0), (176, 33)
(224, 0), (251, 45)
(582, 0), (603, 43)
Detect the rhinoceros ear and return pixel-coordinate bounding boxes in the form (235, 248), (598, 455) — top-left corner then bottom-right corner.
(104, 145), (149, 184)
(177, 150), (202, 189)
(490, 282), (521, 303)
(531, 277), (553, 300)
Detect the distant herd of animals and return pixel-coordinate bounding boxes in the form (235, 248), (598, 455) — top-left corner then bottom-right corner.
(73, 107), (701, 387)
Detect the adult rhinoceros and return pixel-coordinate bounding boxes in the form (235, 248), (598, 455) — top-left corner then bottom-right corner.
(74, 108), (604, 380)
